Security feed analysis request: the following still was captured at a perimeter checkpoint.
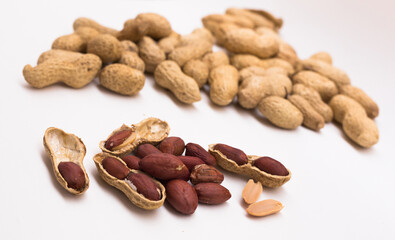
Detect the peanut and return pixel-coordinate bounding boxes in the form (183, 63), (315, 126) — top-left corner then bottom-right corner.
(194, 183), (231, 205)
(230, 54), (294, 75)
(202, 14), (254, 34)
(158, 137), (185, 156)
(154, 60), (201, 104)
(209, 65), (240, 106)
(242, 179), (262, 204)
(288, 95), (325, 131)
(87, 34), (122, 63)
(178, 28), (214, 46)
(202, 51), (230, 70)
(329, 95), (378, 147)
(293, 84), (333, 122)
(190, 164), (224, 185)
(93, 153), (165, 210)
(292, 70), (338, 102)
(73, 17), (118, 36)
(158, 31), (181, 55)
(168, 36), (213, 67)
(44, 127), (89, 194)
(225, 8), (281, 29)
(119, 51), (145, 72)
(238, 73), (292, 109)
(182, 59), (209, 88)
(58, 162), (86, 191)
(37, 49), (82, 64)
(276, 40), (299, 67)
(138, 36), (166, 73)
(258, 96), (303, 129)
(213, 144), (248, 166)
(99, 118), (170, 157)
(310, 51), (333, 65)
(99, 64), (145, 96)
(105, 129), (134, 151)
(209, 145), (291, 188)
(119, 40), (139, 53)
(220, 27), (279, 59)
(117, 13), (172, 41)
(253, 157), (289, 176)
(339, 85), (379, 118)
(52, 27), (100, 53)
(121, 155), (141, 170)
(126, 173), (161, 201)
(23, 53), (101, 89)
(139, 153), (190, 180)
(246, 199), (284, 217)
(102, 157), (130, 180)
(185, 143), (216, 166)
(302, 58), (350, 86)
(165, 179), (198, 215)
(342, 112), (379, 148)
(178, 156), (205, 172)
(245, 8), (283, 30)
(52, 34), (85, 52)
(135, 144), (162, 158)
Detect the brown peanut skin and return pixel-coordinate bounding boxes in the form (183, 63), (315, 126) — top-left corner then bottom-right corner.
(185, 143), (216, 166)
(166, 179), (198, 215)
(213, 144), (248, 166)
(105, 130), (133, 151)
(253, 157), (289, 176)
(58, 162), (86, 191)
(126, 173), (161, 201)
(177, 156), (205, 172)
(158, 137), (185, 156)
(139, 153), (189, 181)
(121, 155), (141, 170)
(135, 144), (162, 158)
(194, 183), (231, 205)
(102, 157), (130, 180)
(190, 164), (224, 185)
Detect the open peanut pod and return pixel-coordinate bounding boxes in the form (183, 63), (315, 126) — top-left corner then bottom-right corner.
(93, 152), (166, 210)
(208, 144), (291, 188)
(43, 127), (89, 195)
(99, 117), (170, 157)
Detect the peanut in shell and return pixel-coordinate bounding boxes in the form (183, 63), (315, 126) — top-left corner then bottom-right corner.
(99, 117), (170, 157)
(93, 152), (166, 210)
(43, 127), (89, 195)
(208, 144), (291, 188)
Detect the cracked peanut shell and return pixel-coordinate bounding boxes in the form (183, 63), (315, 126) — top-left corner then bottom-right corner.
(43, 127), (89, 195)
(99, 117), (170, 157)
(93, 152), (166, 210)
(208, 144), (291, 188)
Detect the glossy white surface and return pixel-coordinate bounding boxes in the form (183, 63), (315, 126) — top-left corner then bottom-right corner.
(1, 0), (394, 239)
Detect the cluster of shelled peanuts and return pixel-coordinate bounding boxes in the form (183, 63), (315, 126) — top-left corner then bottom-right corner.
(23, 8), (379, 148)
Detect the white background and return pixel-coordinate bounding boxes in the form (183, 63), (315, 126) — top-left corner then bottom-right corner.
(1, 0), (394, 239)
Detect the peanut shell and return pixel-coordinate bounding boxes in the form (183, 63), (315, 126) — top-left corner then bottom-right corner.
(208, 144), (291, 188)
(99, 117), (170, 157)
(93, 152), (165, 210)
(43, 127), (89, 195)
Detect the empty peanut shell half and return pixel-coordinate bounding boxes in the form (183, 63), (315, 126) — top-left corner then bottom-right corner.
(246, 199), (284, 217)
(43, 127), (89, 195)
(208, 144), (291, 187)
(100, 117), (170, 156)
(93, 152), (166, 210)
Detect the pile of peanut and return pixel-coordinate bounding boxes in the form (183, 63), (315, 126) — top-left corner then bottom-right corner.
(24, 9), (379, 148)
